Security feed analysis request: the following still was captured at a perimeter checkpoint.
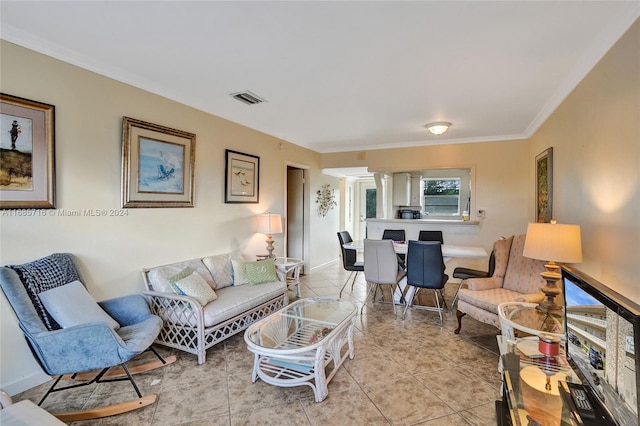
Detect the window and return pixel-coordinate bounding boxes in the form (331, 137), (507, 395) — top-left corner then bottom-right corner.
(423, 178), (460, 215)
(421, 168), (471, 219)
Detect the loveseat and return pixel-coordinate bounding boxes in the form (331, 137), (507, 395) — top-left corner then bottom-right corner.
(454, 234), (546, 334)
(143, 252), (288, 364)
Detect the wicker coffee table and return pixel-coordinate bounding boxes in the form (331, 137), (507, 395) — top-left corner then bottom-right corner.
(244, 297), (357, 402)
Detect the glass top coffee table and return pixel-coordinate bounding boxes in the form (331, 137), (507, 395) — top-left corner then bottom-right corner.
(244, 297), (357, 402)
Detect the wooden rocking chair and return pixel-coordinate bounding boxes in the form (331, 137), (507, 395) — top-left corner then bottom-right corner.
(0, 253), (177, 422)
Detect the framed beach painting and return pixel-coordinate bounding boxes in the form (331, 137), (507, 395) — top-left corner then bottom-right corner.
(535, 147), (553, 223)
(225, 149), (259, 203)
(121, 117), (195, 208)
(0, 93), (55, 209)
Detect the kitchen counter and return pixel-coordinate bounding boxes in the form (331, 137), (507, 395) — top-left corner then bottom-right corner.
(366, 218), (480, 225)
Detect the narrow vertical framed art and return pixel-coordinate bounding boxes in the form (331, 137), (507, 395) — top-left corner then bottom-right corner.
(225, 149), (259, 203)
(535, 147), (553, 223)
(0, 93), (55, 209)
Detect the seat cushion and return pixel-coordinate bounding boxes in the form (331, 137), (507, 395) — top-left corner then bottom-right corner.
(458, 287), (528, 315)
(202, 280), (286, 327)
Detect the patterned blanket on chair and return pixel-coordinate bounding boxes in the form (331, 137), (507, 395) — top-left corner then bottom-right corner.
(10, 253), (80, 330)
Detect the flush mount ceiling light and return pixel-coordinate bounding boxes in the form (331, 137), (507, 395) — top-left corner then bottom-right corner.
(425, 122), (451, 135)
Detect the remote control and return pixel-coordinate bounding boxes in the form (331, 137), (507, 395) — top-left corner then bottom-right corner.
(563, 382), (596, 420)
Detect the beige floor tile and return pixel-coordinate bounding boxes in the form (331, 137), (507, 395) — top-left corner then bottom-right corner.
(415, 368), (500, 412)
(458, 401), (498, 426)
(152, 377), (230, 426)
(227, 370), (314, 414)
(300, 389), (389, 426)
(230, 401), (310, 426)
(343, 352), (410, 387)
(363, 376), (455, 425)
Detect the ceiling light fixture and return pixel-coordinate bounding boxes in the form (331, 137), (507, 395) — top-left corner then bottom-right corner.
(425, 122), (451, 135)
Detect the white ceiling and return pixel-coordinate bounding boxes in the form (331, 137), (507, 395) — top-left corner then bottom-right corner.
(1, 1), (638, 154)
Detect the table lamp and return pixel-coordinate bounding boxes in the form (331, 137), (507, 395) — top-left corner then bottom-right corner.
(523, 221), (582, 314)
(258, 212), (283, 259)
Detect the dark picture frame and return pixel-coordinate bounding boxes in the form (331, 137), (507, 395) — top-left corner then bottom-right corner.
(0, 93), (55, 209)
(121, 117), (196, 208)
(225, 149), (259, 203)
(535, 147), (553, 223)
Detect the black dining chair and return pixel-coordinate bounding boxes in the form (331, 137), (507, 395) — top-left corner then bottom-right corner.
(402, 240), (449, 325)
(337, 231), (364, 297)
(418, 230), (443, 243)
(451, 248), (496, 306)
(381, 229), (407, 267)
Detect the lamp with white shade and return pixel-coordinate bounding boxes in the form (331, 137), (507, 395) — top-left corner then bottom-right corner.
(523, 220), (582, 314)
(257, 212), (283, 259)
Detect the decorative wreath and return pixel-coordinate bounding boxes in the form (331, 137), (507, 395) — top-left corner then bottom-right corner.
(316, 184), (337, 217)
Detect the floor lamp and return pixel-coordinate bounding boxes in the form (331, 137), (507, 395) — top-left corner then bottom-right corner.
(523, 221), (582, 314)
(258, 212), (283, 259)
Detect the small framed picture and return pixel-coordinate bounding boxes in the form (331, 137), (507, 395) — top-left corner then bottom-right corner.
(225, 149), (259, 203)
(0, 93), (55, 209)
(121, 117), (196, 208)
(535, 147), (553, 223)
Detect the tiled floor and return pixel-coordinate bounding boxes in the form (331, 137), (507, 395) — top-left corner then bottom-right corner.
(13, 261), (502, 425)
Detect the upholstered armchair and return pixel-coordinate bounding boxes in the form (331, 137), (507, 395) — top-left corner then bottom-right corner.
(454, 235), (546, 334)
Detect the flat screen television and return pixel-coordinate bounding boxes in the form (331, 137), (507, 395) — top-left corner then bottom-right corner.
(562, 265), (639, 425)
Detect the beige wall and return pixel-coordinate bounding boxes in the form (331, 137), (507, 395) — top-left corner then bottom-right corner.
(529, 20), (639, 298)
(0, 40), (337, 393)
(323, 139), (532, 249)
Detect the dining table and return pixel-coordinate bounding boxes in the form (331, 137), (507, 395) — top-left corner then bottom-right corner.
(342, 240), (488, 305)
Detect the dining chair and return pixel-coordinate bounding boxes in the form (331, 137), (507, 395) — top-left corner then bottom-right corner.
(381, 229), (406, 242)
(418, 230), (444, 243)
(381, 229), (407, 267)
(417, 230), (446, 303)
(337, 231), (364, 297)
(363, 239), (406, 316)
(402, 240), (449, 325)
(451, 247), (495, 306)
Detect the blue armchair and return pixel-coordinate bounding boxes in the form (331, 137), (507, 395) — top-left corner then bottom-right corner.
(0, 253), (175, 422)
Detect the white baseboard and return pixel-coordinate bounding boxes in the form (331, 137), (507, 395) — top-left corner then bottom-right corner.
(2, 372), (50, 397)
(309, 258), (339, 272)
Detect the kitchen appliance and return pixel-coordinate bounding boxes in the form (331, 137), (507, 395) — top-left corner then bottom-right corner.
(398, 209), (420, 219)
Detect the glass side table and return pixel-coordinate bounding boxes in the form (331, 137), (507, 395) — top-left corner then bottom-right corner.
(273, 257), (304, 298)
(498, 302), (564, 341)
(499, 336), (580, 426)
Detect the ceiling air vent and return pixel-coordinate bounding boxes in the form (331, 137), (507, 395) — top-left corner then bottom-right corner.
(231, 91), (266, 105)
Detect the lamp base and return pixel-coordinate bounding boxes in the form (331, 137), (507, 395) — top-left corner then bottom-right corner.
(536, 268), (563, 314)
(265, 234), (276, 259)
(536, 263), (563, 314)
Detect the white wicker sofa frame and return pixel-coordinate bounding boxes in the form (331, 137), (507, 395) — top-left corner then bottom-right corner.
(143, 252), (288, 364)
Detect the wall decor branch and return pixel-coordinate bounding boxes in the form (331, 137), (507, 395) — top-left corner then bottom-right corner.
(316, 184), (337, 217)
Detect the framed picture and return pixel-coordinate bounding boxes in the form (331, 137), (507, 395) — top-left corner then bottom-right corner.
(0, 93), (55, 209)
(225, 149), (259, 203)
(535, 147), (553, 223)
(122, 117), (195, 208)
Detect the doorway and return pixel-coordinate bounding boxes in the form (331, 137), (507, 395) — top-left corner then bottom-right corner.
(358, 181), (376, 240)
(287, 166), (306, 272)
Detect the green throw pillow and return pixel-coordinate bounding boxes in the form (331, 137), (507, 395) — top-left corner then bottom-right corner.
(167, 267), (194, 295)
(245, 259), (279, 285)
(231, 259), (250, 286)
